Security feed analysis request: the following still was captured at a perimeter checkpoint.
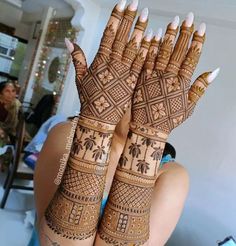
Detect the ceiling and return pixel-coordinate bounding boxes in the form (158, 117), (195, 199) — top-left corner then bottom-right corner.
(2, 0), (73, 14)
(22, 0), (71, 13)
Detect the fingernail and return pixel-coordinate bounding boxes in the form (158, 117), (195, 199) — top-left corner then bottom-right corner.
(197, 23), (206, 36)
(139, 7), (149, 22)
(145, 29), (153, 41)
(129, 0), (138, 11)
(171, 16), (180, 29)
(207, 67), (220, 83)
(65, 38), (74, 53)
(117, 0), (127, 12)
(185, 12), (194, 27)
(154, 28), (162, 41)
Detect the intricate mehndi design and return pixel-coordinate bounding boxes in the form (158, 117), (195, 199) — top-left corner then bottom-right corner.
(45, 119), (113, 239)
(99, 19), (209, 245)
(43, 3), (150, 243)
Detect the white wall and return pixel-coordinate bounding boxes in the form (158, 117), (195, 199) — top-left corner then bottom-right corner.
(59, 1), (236, 245)
(0, 1), (31, 39)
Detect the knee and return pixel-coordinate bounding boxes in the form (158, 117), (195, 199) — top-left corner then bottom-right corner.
(157, 162), (190, 191)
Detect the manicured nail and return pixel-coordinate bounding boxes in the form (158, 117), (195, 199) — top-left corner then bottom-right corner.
(207, 67), (220, 83)
(145, 29), (153, 41)
(185, 12), (194, 27)
(139, 8), (149, 22)
(171, 16), (180, 29)
(117, 0), (127, 12)
(197, 23), (206, 36)
(65, 38), (74, 53)
(129, 0), (138, 11)
(154, 28), (163, 41)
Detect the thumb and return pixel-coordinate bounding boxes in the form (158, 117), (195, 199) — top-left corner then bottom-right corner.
(187, 67), (220, 117)
(65, 38), (88, 84)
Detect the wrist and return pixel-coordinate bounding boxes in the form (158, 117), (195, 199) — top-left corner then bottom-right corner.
(117, 122), (168, 177)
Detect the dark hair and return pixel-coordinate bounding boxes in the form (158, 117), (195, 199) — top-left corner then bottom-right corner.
(0, 81), (15, 94)
(163, 142), (176, 159)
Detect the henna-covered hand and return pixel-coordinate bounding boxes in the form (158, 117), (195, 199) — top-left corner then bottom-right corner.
(66, 0), (152, 125)
(41, 1), (156, 245)
(98, 13), (219, 246)
(132, 12), (220, 134)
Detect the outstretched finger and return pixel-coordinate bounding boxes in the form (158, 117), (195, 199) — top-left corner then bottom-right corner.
(155, 16), (179, 71)
(166, 12), (194, 75)
(65, 38), (88, 89)
(187, 68), (220, 117)
(131, 29), (153, 73)
(98, 0), (127, 57)
(143, 28), (162, 74)
(179, 23), (206, 80)
(122, 8), (149, 67)
(111, 0), (139, 61)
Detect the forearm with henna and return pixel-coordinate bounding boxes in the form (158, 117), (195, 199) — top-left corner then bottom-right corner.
(39, 1), (152, 245)
(98, 13), (219, 245)
(44, 116), (115, 239)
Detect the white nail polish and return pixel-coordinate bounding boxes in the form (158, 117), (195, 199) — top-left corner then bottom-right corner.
(145, 29), (153, 41)
(117, 0), (127, 12)
(154, 28), (162, 41)
(198, 23), (206, 36)
(129, 0), (138, 11)
(207, 67), (220, 83)
(185, 12), (194, 27)
(139, 7), (149, 22)
(171, 16), (180, 29)
(65, 37), (74, 53)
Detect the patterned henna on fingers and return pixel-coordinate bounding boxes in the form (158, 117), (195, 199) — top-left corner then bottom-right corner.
(43, 0), (152, 243)
(99, 14), (219, 245)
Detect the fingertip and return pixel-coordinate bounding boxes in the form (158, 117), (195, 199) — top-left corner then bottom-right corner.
(171, 16), (180, 29)
(129, 0), (139, 11)
(207, 67), (220, 83)
(197, 23), (206, 36)
(117, 0), (127, 12)
(65, 37), (74, 53)
(185, 12), (194, 27)
(154, 28), (163, 41)
(139, 7), (149, 22)
(145, 28), (153, 42)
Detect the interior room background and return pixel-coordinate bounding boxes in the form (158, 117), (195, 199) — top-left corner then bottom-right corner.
(0, 0), (235, 245)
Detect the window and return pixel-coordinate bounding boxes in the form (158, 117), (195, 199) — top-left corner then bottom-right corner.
(0, 46), (8, 55)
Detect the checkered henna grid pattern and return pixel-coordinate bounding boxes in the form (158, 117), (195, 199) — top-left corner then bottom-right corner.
(99, 18), (213, 245)
(71, 5), (149, 125)
(43, 3), (151, 243)
(45, 119), (114, 240)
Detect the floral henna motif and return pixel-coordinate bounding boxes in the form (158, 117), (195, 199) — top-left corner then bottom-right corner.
(45, 118), (114, 240)
(99, 129), (167, 245)
(99, 16), (211, 246)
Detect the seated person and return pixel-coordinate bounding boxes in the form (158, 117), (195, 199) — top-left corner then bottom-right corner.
(0, 81), (21, 170)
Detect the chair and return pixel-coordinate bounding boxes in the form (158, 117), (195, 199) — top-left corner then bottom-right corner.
(1, 110), (34, 209)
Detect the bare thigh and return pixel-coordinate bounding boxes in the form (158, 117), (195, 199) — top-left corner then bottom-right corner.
(147, 162), (189, 246)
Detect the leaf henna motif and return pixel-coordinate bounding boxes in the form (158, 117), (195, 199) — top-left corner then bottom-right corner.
(128, 143), (141, 158)
(92, 146), (106, 161)
(119, 154), (128, 168)
(136, 160), (150, 174)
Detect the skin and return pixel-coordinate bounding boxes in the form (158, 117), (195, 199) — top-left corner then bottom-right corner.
(0, 83), (17, 105)
(35, 111), (189, 246)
